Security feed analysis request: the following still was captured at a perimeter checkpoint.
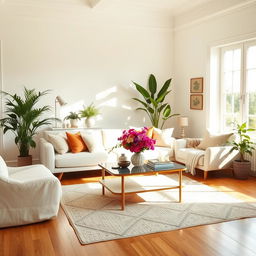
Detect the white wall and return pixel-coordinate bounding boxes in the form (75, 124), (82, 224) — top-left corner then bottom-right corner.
(0, 5), (174, 162)
(173, 2), (256, 137)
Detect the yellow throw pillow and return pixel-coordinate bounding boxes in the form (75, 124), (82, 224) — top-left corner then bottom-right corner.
(153, 128), (174, 147)
(197, 130), (233, 150)
(146, 127), (154, 138)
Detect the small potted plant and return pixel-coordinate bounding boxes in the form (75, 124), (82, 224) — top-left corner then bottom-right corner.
(64, 112), (80, 128)
(230, 122), (255, 179)
(79, 103), (100, 128)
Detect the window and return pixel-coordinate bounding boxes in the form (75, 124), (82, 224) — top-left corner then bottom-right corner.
(220, 40), (256, 131)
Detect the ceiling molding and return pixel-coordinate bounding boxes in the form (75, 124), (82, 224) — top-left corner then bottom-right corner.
(174, 0), (256, 31)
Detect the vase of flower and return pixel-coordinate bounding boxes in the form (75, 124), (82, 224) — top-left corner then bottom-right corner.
(131, 152), (145, 166)
(116, 127), (156, 166)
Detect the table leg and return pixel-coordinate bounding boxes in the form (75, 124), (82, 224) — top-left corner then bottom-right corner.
(102, 168), (105, 195)
(179, 170), (182, 203)
(121, 176), (125, 210)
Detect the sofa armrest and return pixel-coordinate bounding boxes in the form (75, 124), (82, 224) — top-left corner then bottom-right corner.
(39, 138), (55, 172)
(204, 146), (239, 171)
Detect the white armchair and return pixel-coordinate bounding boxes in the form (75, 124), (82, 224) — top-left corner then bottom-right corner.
(0, 157), (62, 228)
(175, 138), (239, 179)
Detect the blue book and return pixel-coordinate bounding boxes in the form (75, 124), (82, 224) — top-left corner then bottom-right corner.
(146, 163), (175, 171)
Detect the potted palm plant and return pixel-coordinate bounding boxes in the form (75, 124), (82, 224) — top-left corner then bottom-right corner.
(79, 103), (100, 128)
(230, 122), (255, 179)
(64, 112), (80, 128)
(132, 74), (179, 129)
(0, 87), (55, 166)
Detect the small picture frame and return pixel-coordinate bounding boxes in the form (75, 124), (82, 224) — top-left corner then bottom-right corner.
(190, 94), (203, 110)
(190, 77), (203, 93)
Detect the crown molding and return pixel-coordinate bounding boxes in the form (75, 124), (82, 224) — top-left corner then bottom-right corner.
(174, 0), (256, 32)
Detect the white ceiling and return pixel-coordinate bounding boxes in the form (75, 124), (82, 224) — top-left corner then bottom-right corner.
(98, 0), (214, 16)
(1, 0), (254, 28)
(0, 0), (225, 16)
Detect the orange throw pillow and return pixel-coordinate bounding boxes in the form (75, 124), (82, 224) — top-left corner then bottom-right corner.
(146, 127), (154, 138)
(66, 132), (88, 153)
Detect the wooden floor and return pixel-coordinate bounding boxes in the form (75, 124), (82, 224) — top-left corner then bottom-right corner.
(1, 170), (256, 256)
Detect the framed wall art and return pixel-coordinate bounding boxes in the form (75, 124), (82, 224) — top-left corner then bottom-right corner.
(190, 77), (203, 93)
(190, 94), (203, 110)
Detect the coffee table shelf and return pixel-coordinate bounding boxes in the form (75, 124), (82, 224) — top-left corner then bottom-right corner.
(99, 162), (186, 210)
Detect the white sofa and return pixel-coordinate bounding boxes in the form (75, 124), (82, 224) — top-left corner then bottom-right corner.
(39, 128), (175, 175)
(175, 138), (239, 179)
(0, 157), (62, 228)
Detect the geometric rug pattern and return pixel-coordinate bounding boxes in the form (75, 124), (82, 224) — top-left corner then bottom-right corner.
(61, 174), (256, 244)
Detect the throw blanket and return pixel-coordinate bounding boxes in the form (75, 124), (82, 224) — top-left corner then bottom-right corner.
(185, 150), (205, 175)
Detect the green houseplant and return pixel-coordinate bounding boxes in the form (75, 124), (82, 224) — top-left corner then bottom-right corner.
(0, 87), (55, 166)
(132, 74), (179, 129)
(79, 103), (100, 128)
(64, 112), (81, 128)
(230, 122), (255, 179)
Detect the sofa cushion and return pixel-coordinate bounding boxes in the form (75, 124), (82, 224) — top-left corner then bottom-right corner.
(0, 156), (8, 178)
(66, 132), (88, 153)
(102, 129), (123, 150)
(153, 128), (174, 147)
(48, 134), (69, 154)
(197, 130), (233, 150)
(55, 151), (108, 168)
(176, 148), (204, 166)
(81, 130), (105, 153)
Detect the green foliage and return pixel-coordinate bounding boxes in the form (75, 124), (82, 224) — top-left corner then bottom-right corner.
(230, 122), (255, 162)
(0, 87), (55, 157)
(79, 103), (100, 118)
(132, 74), (179, 128)
(64, 112), (81, 120)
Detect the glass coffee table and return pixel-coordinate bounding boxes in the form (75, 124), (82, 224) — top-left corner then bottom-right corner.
(98, 162), (186, 210)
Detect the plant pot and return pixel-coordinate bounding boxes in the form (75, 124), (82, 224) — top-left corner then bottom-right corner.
(70, 119), (78, 128)
(233, 160), (251, 180)
(85, 117), (95, 128)
(18, 155), (32, 166)
(131, 152), (145, 166)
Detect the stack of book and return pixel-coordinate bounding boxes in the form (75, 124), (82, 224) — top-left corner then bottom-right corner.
(146, 159), (175, 171)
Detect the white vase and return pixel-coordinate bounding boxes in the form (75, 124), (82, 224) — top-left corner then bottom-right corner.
(131, 152), (145, 166)
(70, 119), (78, 128)
(85, 117), (95, 128)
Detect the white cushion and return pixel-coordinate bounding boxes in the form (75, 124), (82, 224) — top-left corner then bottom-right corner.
(0, 156), (8, 178)
(47, 134), (69, 154)
(197, 130), (233, 150)
(81, 130), (105, 153)
(102, 129), (123, 150)
(10, 164), (53, 181)
(55, 152), (108, 168)
(176, 148), (204, 166)
(153, 128), (174, 147)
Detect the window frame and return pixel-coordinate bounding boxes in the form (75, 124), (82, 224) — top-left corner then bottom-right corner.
(219, 40), (256, 132)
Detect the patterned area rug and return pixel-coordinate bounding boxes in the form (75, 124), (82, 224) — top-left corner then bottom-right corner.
(61, 174), (256, 244)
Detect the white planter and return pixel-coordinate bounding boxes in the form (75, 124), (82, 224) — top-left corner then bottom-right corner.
(131, 152), (145, 166)
(85, 117), (96, 128)
(70, 119), (78, 128)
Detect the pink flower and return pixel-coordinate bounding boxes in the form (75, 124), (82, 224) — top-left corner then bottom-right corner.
(117, 127), (156, 153)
